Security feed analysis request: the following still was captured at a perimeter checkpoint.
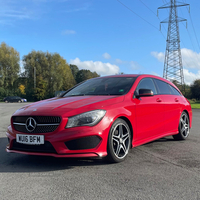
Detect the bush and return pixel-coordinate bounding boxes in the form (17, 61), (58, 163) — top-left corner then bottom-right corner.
(191, 98), (196, 103)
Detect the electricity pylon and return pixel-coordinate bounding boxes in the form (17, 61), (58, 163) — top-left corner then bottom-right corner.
(158, 0), (189, 88)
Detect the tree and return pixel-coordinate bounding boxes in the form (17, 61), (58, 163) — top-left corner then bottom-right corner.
(183, 84), (192, 99)
(19, 84), (26, 95)
(33, 75), (47, 101)
(76, 69), (100, 83)
(70, 64), (79, 82)
(172, 80), (183, 91)
(23, 51), (76, 100)
(0, 42), (20, 90)
(0, 87), (5, 99)
(190, 79), (200, 100)
(171, 80), (190, 97)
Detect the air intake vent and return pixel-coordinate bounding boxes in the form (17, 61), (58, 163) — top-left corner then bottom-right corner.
(65, 136), (101, 150)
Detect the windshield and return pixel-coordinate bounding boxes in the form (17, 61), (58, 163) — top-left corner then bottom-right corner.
(63, 77), (136, 97)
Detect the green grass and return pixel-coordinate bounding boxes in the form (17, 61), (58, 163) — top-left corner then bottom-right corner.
(190, 104), (200, 109)
(188, 99), (200, 109)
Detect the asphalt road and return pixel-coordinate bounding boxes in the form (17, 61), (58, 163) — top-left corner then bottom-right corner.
(0, 103), (200, 200)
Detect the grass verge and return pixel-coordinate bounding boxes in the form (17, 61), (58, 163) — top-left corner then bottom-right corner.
(188, 99), (200, 109)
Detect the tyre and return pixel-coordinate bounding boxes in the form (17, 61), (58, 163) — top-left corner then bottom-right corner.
(18, 100), (21, 103)
(5, 100), (8, 103)
(107, 118), (131, 163)
(173, 111), (189, 140)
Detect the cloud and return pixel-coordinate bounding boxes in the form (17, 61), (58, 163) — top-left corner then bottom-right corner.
(151, 51), (165, 62)
(181, 48), (200, 69)
(64, 2), (91, 13)
(61, 30), (76, 35)
(115, 59), (123, 64)
(151, 72), (161, 77)
(0, 1), (42, 24)
(151, 48), (200, 70)
(151, 48), (200, 84)
(65, 6), (89, 13)
(150, 69), (200, 85)
(114, 59), (141, 70)
(130, 61), (140, 70)
(0, 0), (90, 25)
(70, 58), (120, 75)
(102, 53), (111, 59)
(0, 9), (32, 23)
(183, 69), (200, 85)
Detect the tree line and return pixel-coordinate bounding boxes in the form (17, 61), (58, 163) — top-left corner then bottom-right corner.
(0, 42), (99, 101)
(0, 42), (200, 101)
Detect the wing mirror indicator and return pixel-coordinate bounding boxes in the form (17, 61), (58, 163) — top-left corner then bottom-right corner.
(134, 89), (154, 98)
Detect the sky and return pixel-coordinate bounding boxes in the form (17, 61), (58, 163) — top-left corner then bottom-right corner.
(0, 0), (200, 85)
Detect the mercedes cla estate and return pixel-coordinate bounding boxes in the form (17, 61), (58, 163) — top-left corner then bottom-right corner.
(6, 75), (192, 162)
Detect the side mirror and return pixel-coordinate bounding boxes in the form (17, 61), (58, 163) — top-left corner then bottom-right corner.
(134, 89), (154, 98)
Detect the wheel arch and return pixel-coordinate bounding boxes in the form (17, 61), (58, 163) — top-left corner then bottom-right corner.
(182, 109), (191, 128)
(118, 116), (133, 148)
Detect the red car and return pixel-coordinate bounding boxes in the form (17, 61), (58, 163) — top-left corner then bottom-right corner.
(6, 74), (192, 162)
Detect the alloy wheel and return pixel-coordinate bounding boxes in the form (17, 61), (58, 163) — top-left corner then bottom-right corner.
(111, 123), (130, 159)
(180, 113), (189, 137)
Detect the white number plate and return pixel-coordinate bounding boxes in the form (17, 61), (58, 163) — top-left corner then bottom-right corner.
(16, 134), (44, 145)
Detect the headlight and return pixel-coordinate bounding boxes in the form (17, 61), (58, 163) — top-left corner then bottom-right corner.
(66, 110), (106, 128)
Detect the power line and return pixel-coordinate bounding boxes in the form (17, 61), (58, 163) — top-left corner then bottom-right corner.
(138, 0), (157, 17)
(116, 0), (166, 39)
(182, 0), (200, 51)
(138, 0), (168, 34)
(116, 0), (158, 30)
(185, 28), (200, 68)
(181, 39), (199, 71)
(179, 21), (196, 51)
(188, 13), (200, 51)
(179, 0), (200, 67)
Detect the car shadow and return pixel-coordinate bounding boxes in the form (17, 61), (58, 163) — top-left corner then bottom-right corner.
(0, 137), (110, 173)
(0, 136), (180, 173)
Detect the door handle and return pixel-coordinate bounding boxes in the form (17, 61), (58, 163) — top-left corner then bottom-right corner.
(156, 98), (162, 102)
(175, 98), (179, 102)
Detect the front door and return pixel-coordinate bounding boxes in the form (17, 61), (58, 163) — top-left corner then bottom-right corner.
(133, 78), (165, 142)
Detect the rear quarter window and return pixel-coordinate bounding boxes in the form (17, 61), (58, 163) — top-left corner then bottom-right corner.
(153, 79), (172, 95)
(169, 85), (182, 96)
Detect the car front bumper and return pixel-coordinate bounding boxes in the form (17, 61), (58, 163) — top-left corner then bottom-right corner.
(6, 117), (112, 158)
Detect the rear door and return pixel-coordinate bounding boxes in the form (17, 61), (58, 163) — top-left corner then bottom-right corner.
(133, 78), (165, 141)
(153, 79), (181, 134)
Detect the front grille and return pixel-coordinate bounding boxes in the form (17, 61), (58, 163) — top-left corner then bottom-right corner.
(65, 136), (101, 150)
(11, 140), (57, 153)
(13, 116), (61, 124)
(12, 116), (61, 133)
(13, 124), (59, 133)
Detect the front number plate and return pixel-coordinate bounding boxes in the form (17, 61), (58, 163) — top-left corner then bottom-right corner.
(16, 134), (44, 145)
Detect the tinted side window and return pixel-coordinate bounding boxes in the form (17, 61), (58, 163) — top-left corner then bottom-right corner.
(154, 79), (172, 94)
(169, 85), (181, 96)
(136, 78), (157, 94)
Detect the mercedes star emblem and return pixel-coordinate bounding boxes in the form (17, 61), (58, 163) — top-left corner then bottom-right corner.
(25, 117), (37, 132)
